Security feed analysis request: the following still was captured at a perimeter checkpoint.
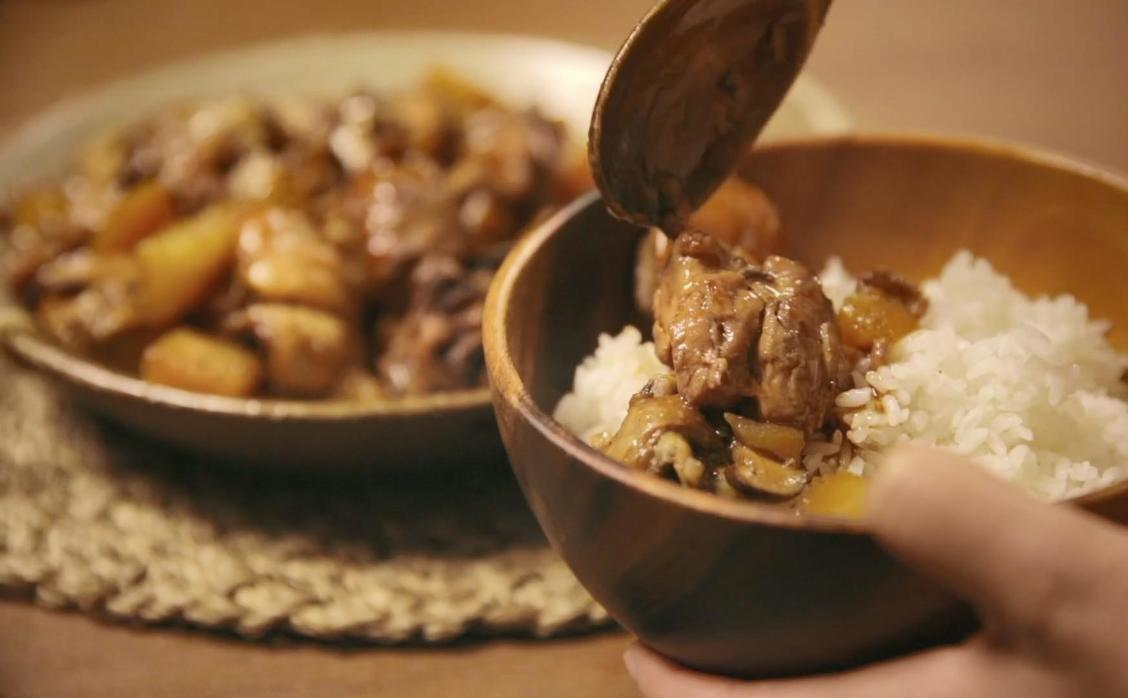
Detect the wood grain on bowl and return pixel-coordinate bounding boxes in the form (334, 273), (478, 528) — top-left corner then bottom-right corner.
(483, 135), (1128, 677)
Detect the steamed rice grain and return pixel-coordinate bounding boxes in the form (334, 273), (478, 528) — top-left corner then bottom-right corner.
(552, 326), (665, 444)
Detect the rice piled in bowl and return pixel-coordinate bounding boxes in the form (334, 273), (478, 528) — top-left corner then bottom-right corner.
(554, 251), (1128, 500)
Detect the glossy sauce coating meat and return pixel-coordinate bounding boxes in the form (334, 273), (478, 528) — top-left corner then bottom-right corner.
(377, 255), (493, 395)
(755, 255), (851, 433)
(599, 374), (722, 489)
(602, 228), (931, 504)
(652, 230), (765, 408)
(634, 178), (783, 313)
(603, 221), (864, 501)
(652, 230), (848, 433)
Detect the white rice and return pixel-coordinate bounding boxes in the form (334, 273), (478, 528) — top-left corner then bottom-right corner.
(553, 251), (1128, 500)
(552, 326), (667, 444)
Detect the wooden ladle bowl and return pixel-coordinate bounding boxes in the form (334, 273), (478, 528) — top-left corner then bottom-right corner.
(483, 134), (1128, 677)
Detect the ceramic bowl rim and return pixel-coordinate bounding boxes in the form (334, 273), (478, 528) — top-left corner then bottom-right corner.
(1, 318), (492, 419)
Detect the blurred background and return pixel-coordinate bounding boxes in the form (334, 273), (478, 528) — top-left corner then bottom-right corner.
(3, 0), (1127, 171)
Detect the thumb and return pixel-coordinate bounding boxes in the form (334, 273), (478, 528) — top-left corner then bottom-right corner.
(867, 444), (1123, 635)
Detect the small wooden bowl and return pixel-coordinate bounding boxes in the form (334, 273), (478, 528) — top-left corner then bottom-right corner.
(483, 134), (1128, 676)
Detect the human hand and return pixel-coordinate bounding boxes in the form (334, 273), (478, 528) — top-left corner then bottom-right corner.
(624, 445), (1128, 697)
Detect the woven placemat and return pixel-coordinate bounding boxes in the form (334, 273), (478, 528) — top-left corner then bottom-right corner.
(0, 352), (610, 642)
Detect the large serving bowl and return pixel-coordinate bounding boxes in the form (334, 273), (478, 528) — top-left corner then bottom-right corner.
(0, 32), (850, 470)
(484, 134), (1128, 676)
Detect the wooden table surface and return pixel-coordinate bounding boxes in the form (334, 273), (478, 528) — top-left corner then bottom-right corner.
(1, 1), (1126, 696)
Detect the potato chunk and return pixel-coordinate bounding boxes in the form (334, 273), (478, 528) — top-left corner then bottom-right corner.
(688, 177), (783, 261)
(229, 303), (352, 397)
(724, 413), (806, 461)
(135, 205), (242, 327)
(236, 209), (353, 314)
(839, 271), (924, 351)
(800, 471), (868, 519)
(94, 181), (174, 251)
(141, 328), (263, 397)
(79, 130), (126, 184)
(838, 285), (920, 350)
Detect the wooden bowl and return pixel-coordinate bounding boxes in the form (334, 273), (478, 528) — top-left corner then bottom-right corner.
(0, 32), (851, 471)
(483, 134), (1128, 676)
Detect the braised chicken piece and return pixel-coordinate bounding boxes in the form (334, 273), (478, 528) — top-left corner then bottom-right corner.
(377, 255), (492, 395)
(236, 208), (355, 316)
(600, 229), (867, 503)
(652, 230), (765, 408)
(2, 189), (90, 295)
(225, 303), (354, 398)
(350, 156), (462, 301)
(120, 98), (273, 214)
(453, 107), (567, 231)
(600, 374), (722, 488)
(336, 106), (569, 301)
(653, 231), (848, 433)
(35, 281), (138, 353)
(634, 178), (783, 313)
(33, 248), (137, 296)
(602, 374), (813, 497)
(31, 250), (140, 352)
(755, 255), (851, 433)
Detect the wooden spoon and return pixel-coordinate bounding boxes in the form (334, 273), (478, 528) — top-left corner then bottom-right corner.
(589, 0), (832, 233)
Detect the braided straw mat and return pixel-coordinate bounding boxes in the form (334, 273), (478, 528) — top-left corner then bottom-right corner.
(0, 353), (610, 642)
